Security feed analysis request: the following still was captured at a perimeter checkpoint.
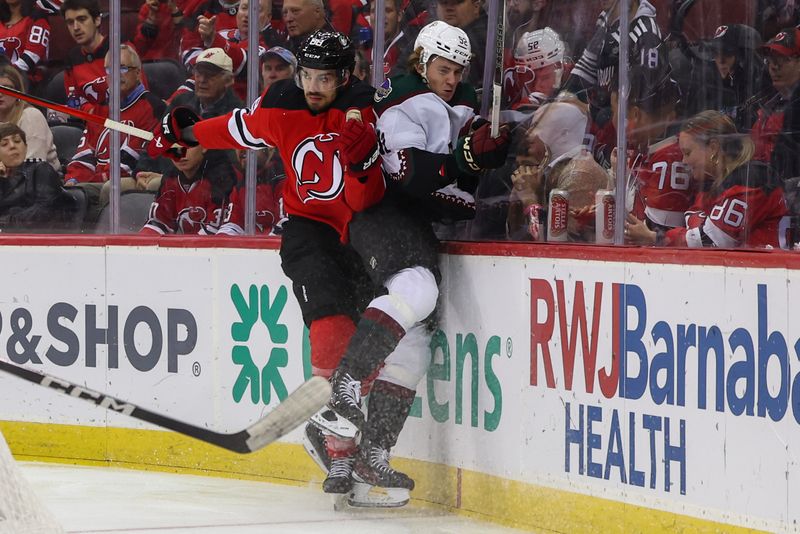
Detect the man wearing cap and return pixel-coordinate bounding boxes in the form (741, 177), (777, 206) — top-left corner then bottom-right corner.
(199, 0), (289, 100)
(684, 24), (768, 120)
(261, 46), (296, 90)
(757, 28), (800, 182)
(170, 48), (244, 119)
(745, 28), (800, 167)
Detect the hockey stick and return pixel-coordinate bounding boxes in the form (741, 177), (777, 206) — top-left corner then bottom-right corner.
(0, 85), (156, 143)
(490, 0), (505, 138)
(0, 359), (330, 454)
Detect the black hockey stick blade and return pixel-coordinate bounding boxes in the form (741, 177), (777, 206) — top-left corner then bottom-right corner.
(0, 359), (331, 454)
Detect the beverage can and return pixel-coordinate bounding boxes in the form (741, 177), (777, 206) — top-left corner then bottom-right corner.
(547, 189), (569, 242)
(524, 203), (545, 241)
(595, 189), (615, 244)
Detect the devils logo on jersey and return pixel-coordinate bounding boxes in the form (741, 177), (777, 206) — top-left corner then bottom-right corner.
(0, 37), (22, 63)
(177, 205), (222, 234)
(292, 133), (344, 203)
(502, 66), (535, 108)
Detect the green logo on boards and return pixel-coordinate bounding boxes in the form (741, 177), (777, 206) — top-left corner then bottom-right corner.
(230, 284), (289, 405)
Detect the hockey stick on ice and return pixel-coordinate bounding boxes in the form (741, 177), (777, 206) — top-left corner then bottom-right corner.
(0, 359), (330, 454)
(0, 85), (156, 142)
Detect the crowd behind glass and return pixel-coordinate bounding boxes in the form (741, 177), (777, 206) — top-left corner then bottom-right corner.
(0, 0), (796, 249)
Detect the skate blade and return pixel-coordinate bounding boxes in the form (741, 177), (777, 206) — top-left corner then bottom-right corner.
(332, 493), (349, 511)
(309, 407), (360, 439)
(347, 482), (410, 508)
(301, 434), (329, 473)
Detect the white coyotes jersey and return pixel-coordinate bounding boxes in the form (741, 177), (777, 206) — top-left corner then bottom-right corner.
(374, 76), (477, 174)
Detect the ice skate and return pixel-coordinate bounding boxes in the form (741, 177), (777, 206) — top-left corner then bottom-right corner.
(301, 423), (329, 473)
(311, 369), (365, 438)
(349, 440), (413, 508)
(323, 454), (355, 495)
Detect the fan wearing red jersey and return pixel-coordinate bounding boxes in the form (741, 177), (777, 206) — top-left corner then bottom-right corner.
(621, 51), (695, 232)
(60, 0), (107, 107)
(0, 0), (50, 83)
(151, 30), (384, 497)
(626, 110), (789, 249)
(141, 146), (238, 235)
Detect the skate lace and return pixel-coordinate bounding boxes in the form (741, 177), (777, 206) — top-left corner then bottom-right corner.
(329, 456), (355, 478)
(339, 374), (361, 408)
(369, 446), (393, 475)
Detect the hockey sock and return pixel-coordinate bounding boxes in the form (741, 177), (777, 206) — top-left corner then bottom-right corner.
(362, 380), (416, 450)
(309, 315), (356, 377)
(338, 308), (405, 381)
(325, 434), (358, 458)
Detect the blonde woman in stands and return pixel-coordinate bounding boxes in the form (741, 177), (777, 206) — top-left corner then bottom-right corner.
(625, 110), (789, 249)
(0, 64), (59, 172)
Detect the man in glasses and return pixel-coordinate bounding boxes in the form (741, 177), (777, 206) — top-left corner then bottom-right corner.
(170, 48), (244, 119)
(64, 44), (166, 218)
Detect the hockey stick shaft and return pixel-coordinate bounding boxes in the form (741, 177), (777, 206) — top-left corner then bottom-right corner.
(0, 359), (330, 454)
(0, 85), (155, 142)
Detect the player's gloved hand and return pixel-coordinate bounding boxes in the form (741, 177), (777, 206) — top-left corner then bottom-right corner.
(454, 121), (511, 173)
(146, 123), (188, 161)
(337, 109), (380, 173)
(161, 106), (200, 146)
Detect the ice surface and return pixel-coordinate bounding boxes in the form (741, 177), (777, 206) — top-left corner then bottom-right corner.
(20, 462), (528, 533)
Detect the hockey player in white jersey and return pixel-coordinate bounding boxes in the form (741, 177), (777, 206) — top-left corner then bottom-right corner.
(310, 20), (511, 507)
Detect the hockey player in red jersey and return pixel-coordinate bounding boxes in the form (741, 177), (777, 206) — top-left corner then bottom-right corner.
(140, 146), (239, 235)
(0, 0), (50, 84)
(151, 30), (385, 497)
(625, 110), (789, 249)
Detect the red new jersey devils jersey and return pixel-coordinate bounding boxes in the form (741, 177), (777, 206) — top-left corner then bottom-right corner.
(219, 179), (286, 235)
(0, 14), (49, 76)
(193, 78), (385, 242)
(141, 174), (230, 235)
(632, 136), (695, 229)
(664, 162), (788, 249)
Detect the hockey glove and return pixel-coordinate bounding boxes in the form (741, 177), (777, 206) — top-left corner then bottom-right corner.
(146, 124), (188, 161)
(161, 106), (200, 146)
(338, 111), (381, 173)
(453, 121), (511, 173)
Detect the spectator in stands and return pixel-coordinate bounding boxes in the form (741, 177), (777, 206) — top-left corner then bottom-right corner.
(198, 0), (288, 100)
(64, 44), (165, 217)
(683, 24), (768, 123)
(261, 45), (295, 90)
(0, 0), (50, 85)
(218, 146), (286, 235)
(618, 54), (695, 236)
(169, 48), (243, 118)
(625, 110), (789, 249)
(560, 0), (661, 166)
(435, 0), (486, 86)
(0, 123), (78, 231)
(367, 0), (412, 78)
(179, 0), (240, 67)
(133, 0), (183, 61)
(60, 0), (107, 107)
(0, 64), (59, 171)
(506, 100), (609, 241)
(745, 28), (800, 168)
(503, 27), (564, 114)
(282, 0), (328, 51)
(140, 146), (238, 234)
(506, 0), (549, 52)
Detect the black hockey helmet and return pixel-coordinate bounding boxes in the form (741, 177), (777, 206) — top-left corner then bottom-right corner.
(297, 30), (356, 73)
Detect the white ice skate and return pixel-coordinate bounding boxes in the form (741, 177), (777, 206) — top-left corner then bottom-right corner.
(309, 406), (360, 439)
(347, 481), (410, 508)
(346, 440), (413, 508)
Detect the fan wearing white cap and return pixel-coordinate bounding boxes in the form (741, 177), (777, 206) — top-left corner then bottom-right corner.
(503, 27), (565, 111)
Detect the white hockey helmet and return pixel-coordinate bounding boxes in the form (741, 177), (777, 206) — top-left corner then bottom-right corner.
(414, 20), (472, 68)
(514, 27), (564, 70)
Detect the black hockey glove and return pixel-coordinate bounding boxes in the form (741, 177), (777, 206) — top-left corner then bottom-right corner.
(161, 106), (200, 147)
(453, 121), (511, 174)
